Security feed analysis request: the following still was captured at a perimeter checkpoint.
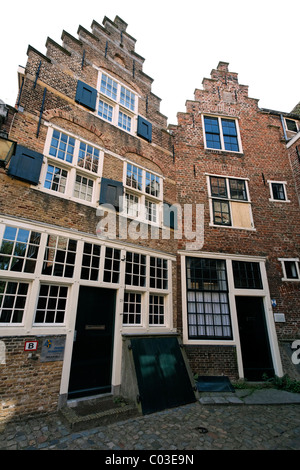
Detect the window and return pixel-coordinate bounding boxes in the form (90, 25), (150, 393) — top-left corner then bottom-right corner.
(42, 127), (103, 205)
(0, 281), (29, 324)
(44, 165), (68, 193)
(42, 235), (77, 278)
(123, 292), (142, 325)
(0, 226), (41, 273)
(80, 243), (101, 281)
(97, 72), (137, 134)
(285, 118), (299, 133)
(125, 252), (146, 286)
(232, 261), (263, 289)
(186, 257), (232, 339)
(124, 162), (162, 224)
(150, 257), (168, 289)
(34, 284), (68, 324)
(49, 130), (75, 163)
(103, 247), (120, 283)
(208, 175), (253, 229)
(279, 259), (300, 281)
(203, 116), (241, 152)
(268, 181), (289, 202)
(149, 295), (165, 325)
(73, 175), (94, 202)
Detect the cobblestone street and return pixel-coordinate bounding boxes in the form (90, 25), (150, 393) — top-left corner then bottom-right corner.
(1, 401), (300, 451)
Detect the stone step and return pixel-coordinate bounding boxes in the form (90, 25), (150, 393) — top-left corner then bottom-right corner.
(59, 396), (140, 432)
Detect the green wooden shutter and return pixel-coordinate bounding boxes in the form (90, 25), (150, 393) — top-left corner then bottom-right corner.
(137, 116), (152, 142)
(7, 145), (43, 185)
(100, 178), (123, 211)
(75, 80), (97, 111)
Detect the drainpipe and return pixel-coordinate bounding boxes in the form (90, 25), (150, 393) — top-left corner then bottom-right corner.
(280, 114), (288, 141)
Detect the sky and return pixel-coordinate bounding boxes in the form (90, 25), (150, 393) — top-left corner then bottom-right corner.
(0, 0), (299, 125)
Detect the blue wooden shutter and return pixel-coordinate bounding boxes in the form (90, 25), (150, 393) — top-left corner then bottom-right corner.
(100, 178), (123, 211)
(163, 203), (178, 230)
(137, 116), (152, 142)
(75, 80), (97, 111)
(7, 145), (43, 185)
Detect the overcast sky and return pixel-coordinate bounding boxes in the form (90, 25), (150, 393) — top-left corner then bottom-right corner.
(1, 0), (299, 124)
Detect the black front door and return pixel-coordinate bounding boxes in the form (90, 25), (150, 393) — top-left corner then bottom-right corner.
(236, 296), (274, 381)
(68, 286), (116, 399)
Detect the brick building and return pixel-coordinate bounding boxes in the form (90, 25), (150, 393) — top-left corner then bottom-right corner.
(170, 61), (300, 381)
(0, 16), (299, 421)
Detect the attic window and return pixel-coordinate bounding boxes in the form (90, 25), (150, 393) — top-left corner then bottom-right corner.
(285, 118), (299, 133)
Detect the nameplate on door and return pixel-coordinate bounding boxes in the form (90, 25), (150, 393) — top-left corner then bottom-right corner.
(85, 325), (105, 330)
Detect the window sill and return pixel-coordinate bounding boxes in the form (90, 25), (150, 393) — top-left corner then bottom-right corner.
(269, 198), (291, 203)
(209, 222), (256, 231)
(204, 148), (244, 157)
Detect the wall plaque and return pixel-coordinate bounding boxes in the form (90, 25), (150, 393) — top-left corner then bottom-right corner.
(40, 337), (66, 362)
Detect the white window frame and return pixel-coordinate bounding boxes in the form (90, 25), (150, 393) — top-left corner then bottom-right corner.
(96, 70), (139, 136)
(123, 161), (163, 226)
(268, 180), (290, 202)
(206, 173), (254, 230)
(202, 114), (243, 153)
(38, 125), (104, 207)
(0, 218), (174, 336)
(284, 118), (299, 134)
(279, 258), (300, 281)
(180, 250), (283, 379)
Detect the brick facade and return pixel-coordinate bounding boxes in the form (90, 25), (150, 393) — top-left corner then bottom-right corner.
(0, 18), (299, 421)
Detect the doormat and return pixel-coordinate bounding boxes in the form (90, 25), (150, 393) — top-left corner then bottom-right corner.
(195, 376), (235, 392)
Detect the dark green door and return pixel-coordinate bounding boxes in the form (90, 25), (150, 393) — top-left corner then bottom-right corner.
(68, 287), (116, 399)
(236, 296), (274, 381)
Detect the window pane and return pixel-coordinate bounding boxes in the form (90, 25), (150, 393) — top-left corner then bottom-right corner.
(186, 257), (232, 339)
(98, 100), (113, 123)
(44, 165), (67, 193)
(0, 281), (28, 324)
(120, 86), (135, 111)
(100, 74), (118, 100)
(210, 176), (227, 198)
(126, 164), (142, 191)
(78, 142), (100, 173)
(42, 235), (77, 277)
(49, 130), (75, 163)
(221, 119), (239, 151)
(212, 200), (231, 225)
(34, 283), (68, 324)
(272, 183), (285, 200)
(204, 116), (221, 149)
(123, 292), (142, 325)
(118, 112), (131, 132)
(284, 261), (298, 279)
(0, 226), (41, 273)
(229, 179), (247, 200)
(232, 261), (263, 289)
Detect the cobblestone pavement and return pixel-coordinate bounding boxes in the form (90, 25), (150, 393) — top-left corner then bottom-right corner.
(1, 402), (300, 451)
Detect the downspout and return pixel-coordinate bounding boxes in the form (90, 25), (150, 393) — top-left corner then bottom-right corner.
(280, 114), (288, 141)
